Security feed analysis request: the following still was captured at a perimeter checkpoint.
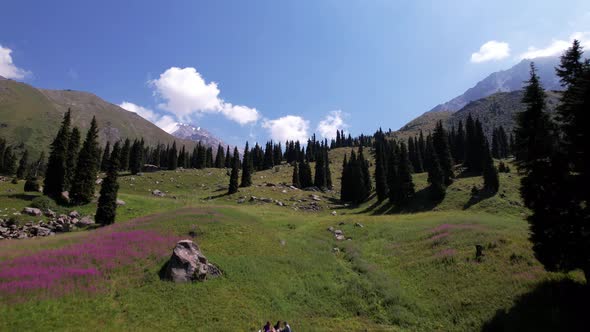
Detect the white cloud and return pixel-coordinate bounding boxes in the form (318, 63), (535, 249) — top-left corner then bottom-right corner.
(149, 67), (259, 125)
(470, 41), (511, 63)
(519, 32), (590, 59)
(262, 115), (309, 142)
(119, 101), (178, 133)
(317, 110), (348, 139)
(0, 45), (30, 79)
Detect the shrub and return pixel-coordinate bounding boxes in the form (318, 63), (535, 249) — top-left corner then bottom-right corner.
(24, 177), (41, 192)
(30, 196), (56, 211)
(11, 177), (18, 184)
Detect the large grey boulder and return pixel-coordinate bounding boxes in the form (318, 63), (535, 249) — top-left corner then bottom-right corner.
(22, 207), (42, 216)
(162, 240), (221, 283)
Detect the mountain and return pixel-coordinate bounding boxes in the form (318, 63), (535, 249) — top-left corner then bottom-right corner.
(427, 56), (561, 114)
(170, 123), (225, 148)
(0, 78), (196, 158)
(393, 56), (563, 139)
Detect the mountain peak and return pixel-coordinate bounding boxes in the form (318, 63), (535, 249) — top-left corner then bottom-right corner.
(170, 123), (225, 148)
(425, 56), (561, 115)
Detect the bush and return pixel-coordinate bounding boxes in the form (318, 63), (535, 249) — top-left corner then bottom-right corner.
(30, 196), (56, 211)
(24, 177), (41, 192)
(11, 177), (18, 184)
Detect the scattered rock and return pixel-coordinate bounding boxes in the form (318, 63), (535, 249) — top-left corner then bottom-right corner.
(45, 209), (56, 218)
(95, 178), (103, 185)
(327, 226), (335, 232)
(161, 240), (221, 283)
(69, 211), (80, 219)
(332, 247), (340, 253)
(331, 211), (337, 216)
(288, 185), (299, 190)
(60, 191), (70, 203)
(335, 234), (346, 241)
(22, 207), (42, 216)
(152, 189), (166, 197)
(76, 216), (94, 227)
(116, 199), (126, 206)
(279, 239), (286, 246)
(310, 194), (322, 201)
(143, 164), (159, 172)
(354, 222), (364, 228)
(237, 198), (245, 204)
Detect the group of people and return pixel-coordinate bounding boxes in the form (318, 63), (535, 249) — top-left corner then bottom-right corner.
(260, 320), (291, 332)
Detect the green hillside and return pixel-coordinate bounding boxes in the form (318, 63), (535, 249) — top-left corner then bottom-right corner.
(0, 147), (585, 331)
(0, 79), (194, 158)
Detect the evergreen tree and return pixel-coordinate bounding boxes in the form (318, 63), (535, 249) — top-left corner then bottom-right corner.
(32, 151), (46, 178)
(228, 147), (239, 194)
(386, 145), (399, 203)
(168, 142), (178, 170)
(16, 149), (29, 179)
(426, 139), (446, 201)
(482, 142), (499, 193)
(340, 155), (350, 201)
(324, 147), (333, 189)
(119, 138), (131, 171)
(455, 120), (466, 164)
(299, 162), (313, 188)
(2, 147), (16, 175)
(100, 142), (111, 172)
(44, 110), (71, 198)
(350, 149), (369, 203)
(292, 162), (301, 188)
(393, 143), (415, 205)
(215, 144), (225, 168)
(358, 145), (372, 192)
(224, 146), (231, 168)
(433, 121), (454, 184)
(129, 139), (143, 174)
(95, 142), (121, 225)
(64, 127), (80, 190)
(374, 143), (389, 201)
(314, 146), (326, 188)
(240, 142), (253, 187)
(70, 117), (100, 205)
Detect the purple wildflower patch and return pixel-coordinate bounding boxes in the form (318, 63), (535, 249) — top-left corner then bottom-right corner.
(0, 228), (177, 302)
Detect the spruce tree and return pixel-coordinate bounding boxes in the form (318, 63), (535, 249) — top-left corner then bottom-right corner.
(95, 142), (121, 225)
(64, 127), (80, 190)
(314, 146), (326, 188)
(215, 144), (225, 168)
(16, 150), (29, 179)
(2, 147), (16, 175)
(386, 144), (399, 203)
(228, 147), (239, 194)
(482, 142), (499, 193)
(374, 143), (389, 201)
(71, 117), (100, 205)
(292, 162), (301, 188)
(44, 110), (71, 198)
(324, 148), (333, 190)
(100, 142), (111, 172)
(240, 142), (253, 187)
(358, 145), (372, 192)
(129, 140), (143, 174)
(455, 120), (466, 164)
(299, 162), (313, 188)
(432, 121), (454, 184)
(119, 138), (131, 171)
(394, 143), (415, 205)
(426, 142), (446, 201)
(340, 155), (350, 201)
(168, 142), (178, 170)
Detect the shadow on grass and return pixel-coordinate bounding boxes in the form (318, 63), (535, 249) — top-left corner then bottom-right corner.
(481, 279), (588, 332)
(364, 186), (442, 215)
(463, 189), (496, 210)
(5, 193), (39, 201)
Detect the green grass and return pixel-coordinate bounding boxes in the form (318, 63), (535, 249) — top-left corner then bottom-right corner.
(0, 150), (585, 331)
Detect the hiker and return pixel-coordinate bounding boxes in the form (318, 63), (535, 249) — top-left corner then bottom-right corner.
(274, 321), (282, 331)
(263, 321), (273, 332)
(282, 321), (292, 332)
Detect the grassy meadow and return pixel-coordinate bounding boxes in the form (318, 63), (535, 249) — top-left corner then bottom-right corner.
(0, 148), (586, 331)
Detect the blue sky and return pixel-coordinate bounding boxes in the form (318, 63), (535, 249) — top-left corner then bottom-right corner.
(1, 0), (589, 146)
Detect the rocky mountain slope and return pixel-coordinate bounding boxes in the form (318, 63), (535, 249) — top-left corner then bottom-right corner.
(393, 56), (563, 140)
(0, 78), (196, 158)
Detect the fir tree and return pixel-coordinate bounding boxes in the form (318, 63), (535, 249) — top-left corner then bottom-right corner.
(168, 142), (178, 170)
(374, 143), (389, 201)
(215, 144), (225, 168)
(100, 142), (111, 172)
(129, 139), (143, 174)
(358, 145), (372, 192)
(299, 162), (313, 188)
(44, 110), (71, 198)
(340, 155), (350, 201)
(119, 138), (131, 171)
(292, 162), (301, 188)
(426, 141), (446, 201)
(455, 120), (466, 164)
(70, 117), (100, 205)
(393, 143), (415, 205)
(224, 146), (231, 168)
(95, 141), (121, 225)
(482, 142), (499, 193)
(240, 142), (253, 187)
(324, 147), (333, 189)
(228, 147), (239, 194)
(314, 146), (326, 188)
(433, 121), (454, 184)
(64, 127), (80, 190)
(16, 149), (29, 179)
(2, 147), (16, 175)
(386, 144), (399, 203)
